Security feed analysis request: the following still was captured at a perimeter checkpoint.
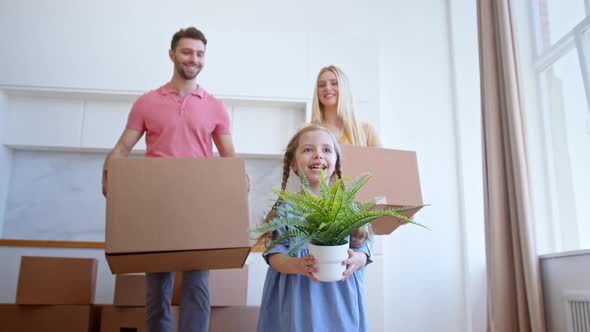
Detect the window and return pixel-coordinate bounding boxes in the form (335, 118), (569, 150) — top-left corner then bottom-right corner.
(541, 0), (586, 47)
(522, 1), (590, 254)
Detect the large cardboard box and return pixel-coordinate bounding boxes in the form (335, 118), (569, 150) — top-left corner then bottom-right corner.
(105, 158), (251, 274)
(16, 256), (98, 305)
(0, 304), (100, 332)
(209, 306), (260, 332)
(340, 145), (424, 235)
(172, 266), (249, 306)
(100, 305), (179, 332)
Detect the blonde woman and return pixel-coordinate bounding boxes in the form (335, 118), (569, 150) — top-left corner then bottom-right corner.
(306, 65), (379, 265)
(308, 65), (382, 147)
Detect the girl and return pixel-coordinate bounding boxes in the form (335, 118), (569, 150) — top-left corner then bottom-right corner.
(256, 125), (372, 332)
(309, 65), (382, 147)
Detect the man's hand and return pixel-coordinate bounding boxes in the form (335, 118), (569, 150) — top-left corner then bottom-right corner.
(102, 169), (108, 197)
(101, 128), (143, 198)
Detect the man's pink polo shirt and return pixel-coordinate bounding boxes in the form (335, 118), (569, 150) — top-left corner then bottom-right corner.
(126, 84), (231, 158)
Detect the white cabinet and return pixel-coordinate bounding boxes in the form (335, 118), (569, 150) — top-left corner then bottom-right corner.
(1, 89), (305, 156)
(3, 92), (148, 152)
(230, 101), (305, 155)
(81, 99), (146, 152)
(5, 95), (83, 149)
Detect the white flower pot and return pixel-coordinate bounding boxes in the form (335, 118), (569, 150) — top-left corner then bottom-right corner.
(308, 242), (349, 282)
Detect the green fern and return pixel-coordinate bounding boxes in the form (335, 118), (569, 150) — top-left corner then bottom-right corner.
(250, 170), (428, 256)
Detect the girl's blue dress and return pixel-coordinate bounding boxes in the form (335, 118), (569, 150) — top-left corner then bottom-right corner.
(256, 209), (373, 332)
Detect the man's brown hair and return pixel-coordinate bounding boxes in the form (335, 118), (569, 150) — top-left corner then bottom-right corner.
(171, 27), (207, 50)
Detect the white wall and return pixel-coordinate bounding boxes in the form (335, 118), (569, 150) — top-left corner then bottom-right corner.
(0, 91), (12, 236)
(447, 0), (486, 331)
(0, 1), (483, 331)
(0, 0), (383, 104)
(379, 0), (484, 331)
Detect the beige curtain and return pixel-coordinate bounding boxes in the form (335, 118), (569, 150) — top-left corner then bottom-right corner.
(477, 0), (546, 331)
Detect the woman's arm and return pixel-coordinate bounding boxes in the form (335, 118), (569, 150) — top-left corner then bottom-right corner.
(363, 122), (383, 148)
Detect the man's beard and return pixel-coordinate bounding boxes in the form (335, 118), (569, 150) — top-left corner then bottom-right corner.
(176, 65), (200, 80)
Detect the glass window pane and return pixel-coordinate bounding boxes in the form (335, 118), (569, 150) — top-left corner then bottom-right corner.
(540, 48), (590, 250)
(537, 0), (586, 49)
(585, 26), (590, 63)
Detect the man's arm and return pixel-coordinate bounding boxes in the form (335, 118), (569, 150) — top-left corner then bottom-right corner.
(212, 133), (236, 158)
(102, 128), (143, 197)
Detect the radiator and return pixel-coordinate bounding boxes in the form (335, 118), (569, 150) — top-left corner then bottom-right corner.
(565, 291), (590, 332)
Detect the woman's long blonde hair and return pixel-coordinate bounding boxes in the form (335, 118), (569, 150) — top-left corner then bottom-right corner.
(311, 65), (368, 146)
(256, 125), (369, 248)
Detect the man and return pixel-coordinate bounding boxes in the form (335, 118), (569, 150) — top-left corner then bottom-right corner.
(102, 27), (235, 332)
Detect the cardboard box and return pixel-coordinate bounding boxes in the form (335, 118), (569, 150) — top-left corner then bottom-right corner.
(209, 306), (260, 332)
(0, 304), (100, 332)
(115, 267), (249, 307)
(340, 145), (424, 235)
(16, 256), (98, 305)
(105, 158), (251, 274)
(100, 305), (179, 332)
(172, 266), (249, 306)
(113, 274), (146, 307)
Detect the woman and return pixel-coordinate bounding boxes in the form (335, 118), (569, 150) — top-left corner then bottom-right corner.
(308, 65), (382, 147)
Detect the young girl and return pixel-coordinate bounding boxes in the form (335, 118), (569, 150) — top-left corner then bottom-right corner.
(256, 125), (372, 332)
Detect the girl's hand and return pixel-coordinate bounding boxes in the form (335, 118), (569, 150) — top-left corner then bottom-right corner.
(341, 249), (367, 281)
(298, 254), (319, 282)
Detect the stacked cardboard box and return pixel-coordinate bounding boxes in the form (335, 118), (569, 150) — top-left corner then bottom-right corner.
(0, 256), (100, 332)
(210, 306), (260, 332)
(107, 270), (258, 332)
(112, 274), (146, 307)
(172, 266), (249, 306)
(101, 274), (180, 332)
(0, 304), (101, 332)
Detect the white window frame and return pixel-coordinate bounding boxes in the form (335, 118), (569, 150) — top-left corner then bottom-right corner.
(527, 0), (590, 252)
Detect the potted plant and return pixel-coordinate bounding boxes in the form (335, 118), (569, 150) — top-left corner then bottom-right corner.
(251, 170), (427, 282)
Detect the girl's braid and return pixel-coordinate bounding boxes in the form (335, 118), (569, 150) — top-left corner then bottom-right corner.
(280, 153), (292, 191)
(256, 151), (293, 246)
(335, 156), (342, 179)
